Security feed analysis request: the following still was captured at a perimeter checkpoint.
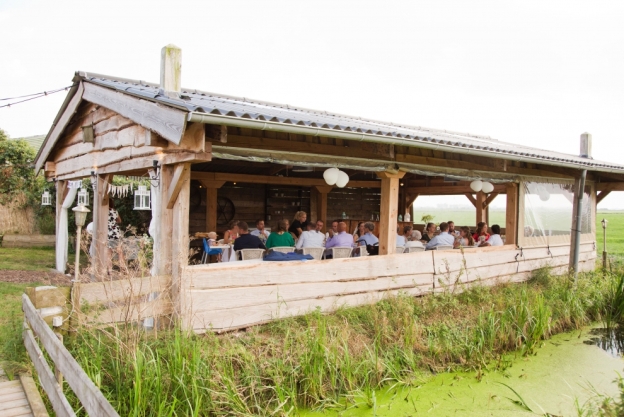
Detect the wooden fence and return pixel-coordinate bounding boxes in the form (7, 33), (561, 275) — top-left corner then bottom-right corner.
(182, 242), (596, 333)
(22, 294), (119, 417)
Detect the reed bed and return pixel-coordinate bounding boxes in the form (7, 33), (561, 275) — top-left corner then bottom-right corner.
(64, 267), (624, 416)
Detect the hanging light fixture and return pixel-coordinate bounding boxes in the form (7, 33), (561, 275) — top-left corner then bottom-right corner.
(77, 187), (89, 206)
(335, 170), (350, 188)
(323, 168), (339, 186)
(470, 180), (483, 192)
(481, 182), (494, 194)
(41, 190), (51, 206)
(538, 185), (551, 201)
(134, 185), (151, 210)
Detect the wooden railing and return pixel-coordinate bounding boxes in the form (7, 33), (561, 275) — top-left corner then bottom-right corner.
(22, 294), (119, 417)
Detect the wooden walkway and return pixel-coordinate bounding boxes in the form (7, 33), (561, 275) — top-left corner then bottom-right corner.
(0, 368), (48, 417)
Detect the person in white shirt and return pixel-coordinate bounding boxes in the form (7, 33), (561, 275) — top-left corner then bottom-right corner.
(480, 224), (504, 247)
(296, 220), (325, 249)
(250, 219), (270, 242)
(405, 229), (425, 249)
(425, 222), (455, 250)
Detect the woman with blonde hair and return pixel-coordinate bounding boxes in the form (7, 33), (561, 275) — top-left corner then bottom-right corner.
(223, 220), (240, 245)
(288, 211), (307, 239)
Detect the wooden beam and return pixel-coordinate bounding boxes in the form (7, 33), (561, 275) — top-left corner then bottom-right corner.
(171, 163), (191, 319)
(191, 171), (380, 188)
(177, 122), (205, 152)
(465, 193), (477, 208)
(144, 130), (169, 147)
(505, 183), (518, 246)
(35, 83), (85, 172)
(597, 182), (624, 192)
(206, 187), (218, 233)
(475, 192), (487, 225)
(596, 190), (611, 205)
(82, 82), (187, 145)
(482, 192), (499, 209)
(167, 163), (190, 209)
(406, 184), (506, 196)
(152, 166), (173, 276)
(377, 171), (405, 255)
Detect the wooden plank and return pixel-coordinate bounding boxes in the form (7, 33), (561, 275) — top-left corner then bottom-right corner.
(377, 171), (404, 255)
(191, 172), (380, 188)
(19, 374), (48, 417)
(35, 83), (85, 173)
(188, 273), (434, 312)
(177, 122), (205, 152)
(0, 380), (23, 392)
(82, 82), (186, 145)
(0, 398), (29, 411)
(482, 192), (499, 209)
(171, 163), (191, 317)
(0, 391), (27, 403)
(475, 191), (486, 224)
(79, 276), (170, 305)
(166, 164), (190, 209)
(1, 405), (32, 417)
(505, 183), (518, 246)
(84, 299), (172, 325)
(23, 296), (119, 417)
(22, 329), (75, 417)
(597, 182), (624, 192)
(185, 252), (436, 290)
(596, 190), (611, 204)
(406, 185), (506, 196)
(205, 187), (217, 232)
(152, 166), (173, 276)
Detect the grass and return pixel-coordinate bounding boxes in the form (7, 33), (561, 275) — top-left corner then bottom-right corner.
(54, 267), (624, 416)
(0, 246), (60, 271)
(597, 211), (624, 258)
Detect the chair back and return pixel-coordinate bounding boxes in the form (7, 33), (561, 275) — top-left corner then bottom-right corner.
(271, 246), (295, 254)
(360, 245), (369, 256)
(406, 246), (425, 253)
(395, 246), (405, 254)
(202, 238), (210, 253)
(332, 247), (353, 259)
(434, 245), (454, 251)
(239, 249), (265, 260)
(303, 247), (324, 260)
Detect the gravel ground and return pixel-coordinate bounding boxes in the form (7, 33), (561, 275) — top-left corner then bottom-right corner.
(0, 269), (72, 286)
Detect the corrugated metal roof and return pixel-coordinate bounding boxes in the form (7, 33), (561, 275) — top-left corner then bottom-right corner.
(75, 71), (624, 173)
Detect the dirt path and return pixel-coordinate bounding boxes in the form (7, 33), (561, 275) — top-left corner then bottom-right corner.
(0, 270), (72, 286)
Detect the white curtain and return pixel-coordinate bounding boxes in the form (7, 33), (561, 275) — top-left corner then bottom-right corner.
(56, 187), (79, 272)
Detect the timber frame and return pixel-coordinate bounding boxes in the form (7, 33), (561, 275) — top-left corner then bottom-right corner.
(35, 62), (624, 332)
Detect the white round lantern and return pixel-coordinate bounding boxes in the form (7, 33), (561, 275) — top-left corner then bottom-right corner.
(323, 168), (339, 186)
(335, 170), (350, 188)
(470, 180), (483, 192)
(134, 185), (151, 210)
(41, 191), (51, 206)
(77, 188), (89, 206)
(481, 181), (494, 194)
(538, 186), (550, 201)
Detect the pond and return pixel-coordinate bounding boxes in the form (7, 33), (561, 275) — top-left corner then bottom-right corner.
(302, 327), (623, 416)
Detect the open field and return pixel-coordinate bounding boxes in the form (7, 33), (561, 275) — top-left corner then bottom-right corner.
(597, 211), (624, 258)
(413, 209), (506, 227)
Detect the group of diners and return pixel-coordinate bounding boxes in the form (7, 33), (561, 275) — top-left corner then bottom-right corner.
(212, 212), (504, 260)
(417, 220), (504, 249)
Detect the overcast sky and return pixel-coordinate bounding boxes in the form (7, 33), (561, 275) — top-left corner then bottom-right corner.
(1, 0), (622, 208)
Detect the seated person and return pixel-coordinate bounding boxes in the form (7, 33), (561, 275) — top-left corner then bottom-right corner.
(233, 221), (266, 252)
(480, 224), (504, 247)
(266, 219), (295, 249)
(223, 220), (239, 244)
(447, 220), (456, 235)
(250, 219), (270, 242)
(358, 222), (379, 246)
(405, 230), (424, 249)
(403, 225), (414, 242)
(207, 231), (218, 245)
(353, 221), (365, 243)
(296, 220), (325, 249)
(326, 221), (353, 248)
(421, 222), (436, 242)
(408, 230), (422, 242)
(288, 211), (308, 240)
(425, 222), (455, 250)
(396, 225), (406, 246)
(453, 226), (475, 248)
(472, 222), (490, 244)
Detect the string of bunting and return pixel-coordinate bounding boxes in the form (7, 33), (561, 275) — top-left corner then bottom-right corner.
(67, 180), (83, 189)
(107, 184), (133, 198)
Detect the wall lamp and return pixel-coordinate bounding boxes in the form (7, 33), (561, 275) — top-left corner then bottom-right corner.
(150, 160), (161, 186)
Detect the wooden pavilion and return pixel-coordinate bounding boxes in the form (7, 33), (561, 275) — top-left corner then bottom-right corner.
(35, 45), (624, 332)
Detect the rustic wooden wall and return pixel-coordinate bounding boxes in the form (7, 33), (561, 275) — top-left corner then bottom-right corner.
(181, 242), (596, 333)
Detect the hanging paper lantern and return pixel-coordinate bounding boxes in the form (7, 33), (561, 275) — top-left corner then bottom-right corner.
(481, 181), (494, 194)
(77, 188), (89, 206)
(335, 170), (350, 188)
(41, 191), (51, 206)
(134, 185), (151, 210)
(470, 180), (483, 192)
(323, 168), (339, 186)
(538, 186), (550, 201)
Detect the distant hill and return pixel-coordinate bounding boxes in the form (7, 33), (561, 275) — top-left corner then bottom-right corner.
(11, 134), (45, 152)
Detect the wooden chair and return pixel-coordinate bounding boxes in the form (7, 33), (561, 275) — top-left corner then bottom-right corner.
(395, 246), (405, 254)
(406, 246), (425, 253)
(433, 245), (454, 251)
(331, 247), (353, 259)
(238, 249), (265, 260)
(270, 246), (295, 254)
(303, 247), (324, 260)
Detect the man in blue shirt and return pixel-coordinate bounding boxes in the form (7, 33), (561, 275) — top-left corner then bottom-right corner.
(358, 222), (379, 246)
(426, 222), (455, 250)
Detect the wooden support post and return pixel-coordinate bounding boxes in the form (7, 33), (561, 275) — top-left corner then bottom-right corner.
(92, 174), (110, 276)
(55, 180), (67, 252)
(570, 170), (587, 277)
(596, 190), (611, 205)
(465, 193), (477, 208)
(199, 180), (225, 233)
(398, 186), (406, 220)
(314, 186), (332, 228)
(171, 163), (191, 317)
(405, 194), (417, 222)
(377, 171), (405, 255)
(475, 191), (487, 225)
(505, 183), (518, 246)
(152, 166), (173, 276)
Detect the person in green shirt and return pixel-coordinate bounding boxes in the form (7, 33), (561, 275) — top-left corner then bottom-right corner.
(266, 219), (295, 249)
